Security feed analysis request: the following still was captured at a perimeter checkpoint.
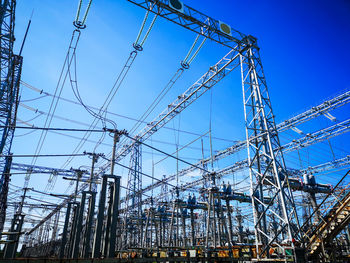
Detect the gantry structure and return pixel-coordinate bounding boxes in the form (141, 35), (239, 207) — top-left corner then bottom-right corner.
(1, 0), (350, 262)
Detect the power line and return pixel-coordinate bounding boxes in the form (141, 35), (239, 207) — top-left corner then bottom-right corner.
(125, 134), (209, 174)
(0, 125), (106, 133)
(1, 153), (86, 158)
(21, 81), (235, 143)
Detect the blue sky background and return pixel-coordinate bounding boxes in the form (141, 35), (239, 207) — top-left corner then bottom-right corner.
(6, 0), (350, 229)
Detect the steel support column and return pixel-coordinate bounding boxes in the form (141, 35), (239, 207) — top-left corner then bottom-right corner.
(240, 36), (300, 260)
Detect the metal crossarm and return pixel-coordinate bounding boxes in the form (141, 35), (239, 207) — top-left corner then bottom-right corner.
(136, 90), (350, 197)
(121, 114), (350, 208)
(300, 155), (350, 175)
(11, 163), (85, 177)
(281, 118), (350, 153)
(277, 90), (350, 132)
(127, 0), (247, 49)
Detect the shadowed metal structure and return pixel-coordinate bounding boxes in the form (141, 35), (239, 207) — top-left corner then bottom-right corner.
(0, 0), (23, 235)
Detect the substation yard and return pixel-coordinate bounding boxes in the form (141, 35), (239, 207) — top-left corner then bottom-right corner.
(0, 0), (349, 262)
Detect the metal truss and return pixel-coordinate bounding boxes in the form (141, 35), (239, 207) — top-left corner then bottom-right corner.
(122, 141), (142, 248)
(307, 181), (350, 257)
(134, 90), (350, 198)
(10, 162), (87, 177)
(0, 0), (23, 235)
(240, 37), (299, 259)
(291, 154), (350, 176)
(141, 152), (348, 207)
(277, 89), (350, 132)
(281, 118), (350, 153)
(127, 0), (246, 49)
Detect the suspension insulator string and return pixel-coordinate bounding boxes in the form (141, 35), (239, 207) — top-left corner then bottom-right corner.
(133, 3), (158, 51)
(74, 0), (93, 29)
(188, 37), (207, 64)
(134, 9), (150, 49)
(75, 0), (83, 23)
(181, 34), (207, 69)
(81, 0), (93, 25)
(139, 13), (158, 47)
(182, 34), (200, 68)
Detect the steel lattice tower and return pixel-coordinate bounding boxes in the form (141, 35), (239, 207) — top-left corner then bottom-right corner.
(0, 0), (22, 235)
(123, 140), (142, 247)
(240, 36), (300, 259)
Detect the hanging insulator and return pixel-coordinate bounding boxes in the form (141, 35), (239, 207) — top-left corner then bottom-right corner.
(73, 0), (92, 29)
(133, 5), (158, 51)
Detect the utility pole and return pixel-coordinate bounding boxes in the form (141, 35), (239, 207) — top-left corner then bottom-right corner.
(92, 129), (126, 258)
(107, 128), (127, 176)
(83, 154), (100, 258)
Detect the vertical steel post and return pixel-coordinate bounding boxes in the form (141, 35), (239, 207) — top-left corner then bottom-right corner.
(92, 175), (107, 258)
(68, 203), (79, 257)
(72, 191), (86, 258)
(103, 182), (113, 256)
(59, 202), (72, 259)
(83, 191), (96, 258)
(190, 208), (195, 246)
(108, 176), (121, 258)
(226, 199), (233, 245)
(240, 36), (300, 260)
(82, 154), (98, 258)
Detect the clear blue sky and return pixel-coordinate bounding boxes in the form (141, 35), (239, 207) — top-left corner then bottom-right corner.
(7, 0), (350, 221)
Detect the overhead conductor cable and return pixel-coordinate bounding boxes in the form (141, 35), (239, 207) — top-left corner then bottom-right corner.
(60, 5), (159, 171)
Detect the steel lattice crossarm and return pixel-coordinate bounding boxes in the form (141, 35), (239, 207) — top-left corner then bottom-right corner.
(132, 90), (350, 199)
(147, 155), (342, 204)
(281, 118), (350, 153)
(305, 155), (350, 174)
(10, 162), (88, 177)
(287, 155), (350, 176)
(100, 44), (246, 174)
(203, 89), (350, 165)
(124, 115), (350, 202)
(127, 0), (246, 49)
(164, 141), (350, 193)
(277, 89), (350, 132)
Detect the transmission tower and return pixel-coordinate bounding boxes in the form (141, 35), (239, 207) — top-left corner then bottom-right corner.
(0, 0), (23, 235)
(240, 35), (300, 260)
(123, 140), (142, 248)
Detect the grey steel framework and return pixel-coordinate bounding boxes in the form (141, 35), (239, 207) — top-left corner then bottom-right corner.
(0, 0), (22, 235)
(122, 140), (143, 248)
(122, 0), (300, 260)
(120, 82), (350, 208)
(26, 0), (301, 260)
(239, 37), (299, 259)
(15, 1), (350, 262)
(281, 118), (350, 152)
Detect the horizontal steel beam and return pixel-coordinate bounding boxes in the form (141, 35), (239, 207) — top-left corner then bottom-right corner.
(127, 0), (247, 49)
